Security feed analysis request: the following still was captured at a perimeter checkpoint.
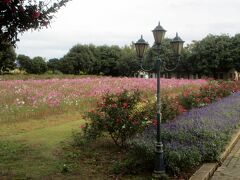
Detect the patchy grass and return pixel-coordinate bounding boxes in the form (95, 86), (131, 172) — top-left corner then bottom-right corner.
(0, 112), (85, 179)
(0, 110), (150, 179)
(0, 112), (85, 137)
(58, 136), (152, 179)
(0, 140), (61, 179)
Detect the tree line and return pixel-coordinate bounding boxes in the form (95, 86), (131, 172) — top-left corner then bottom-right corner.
(51, 44), (139, 76)
(0, 33), (240, 76)
(179, 34), (240, 76)
(14, 44), (139, 76)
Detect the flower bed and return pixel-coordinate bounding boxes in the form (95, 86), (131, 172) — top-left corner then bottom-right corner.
(77, 81), (240, 175)
(71, 80), (240, 177)
(127, 92), (240, 176)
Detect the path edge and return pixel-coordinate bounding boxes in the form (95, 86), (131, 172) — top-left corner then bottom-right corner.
(189, 127), (240, 180)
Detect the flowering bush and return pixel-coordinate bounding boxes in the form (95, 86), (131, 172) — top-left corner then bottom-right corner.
(179, 80), (240, 110)
(0, 0), (70, 46)
(81, 90), (151, 147)
(143, 96), (182, 124)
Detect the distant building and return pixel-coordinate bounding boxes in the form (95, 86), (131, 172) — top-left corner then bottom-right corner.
(134, 68), (240, 81)
(135, 70), (149, 79)
(212, 68), (239, 81)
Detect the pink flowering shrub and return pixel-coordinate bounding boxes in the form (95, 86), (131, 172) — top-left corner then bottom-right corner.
(80, 90), (151, 147)
(179, 80), (240, 110)
(143, 96), (183, 125)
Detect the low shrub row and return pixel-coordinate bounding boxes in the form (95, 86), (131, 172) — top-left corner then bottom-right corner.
(179, 80), (240, 110)
(77, 90), (147, 147)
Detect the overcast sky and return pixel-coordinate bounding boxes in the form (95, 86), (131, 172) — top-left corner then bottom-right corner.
(15, 0), (240, 60)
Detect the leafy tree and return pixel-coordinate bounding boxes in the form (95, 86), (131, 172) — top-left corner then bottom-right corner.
(97, 45), (121, 76)
(231, 34), (240, 71)
(188, 35), (233, 76)
(58, 57), (75, 74)
(177, 42), (200, 75)
(47, 58), (59, 73)
(116, 45), (139, 76)
(0, 0), (70, 46)
(23, 56), (47, 74)
(88, 44), (102, 74)
(0, 43), (16, 74)
(145, 38), (174, 73)
(60, 44), (96, 74)
(17, 54), (31, 71)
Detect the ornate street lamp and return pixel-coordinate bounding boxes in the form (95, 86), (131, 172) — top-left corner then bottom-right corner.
(134, 22), (184, 179)
(152, 22), (166, 45)
(135, 35), (149, 59)
(171, 32), (184, 56)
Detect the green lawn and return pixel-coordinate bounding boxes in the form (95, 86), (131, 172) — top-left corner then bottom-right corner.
(0, 112), (150, 179)
(0, 112), (85, 179)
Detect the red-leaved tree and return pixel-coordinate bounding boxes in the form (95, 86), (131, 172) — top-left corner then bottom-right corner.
(0, 0), (71, 47)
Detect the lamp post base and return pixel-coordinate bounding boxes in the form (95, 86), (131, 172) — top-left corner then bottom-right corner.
(152, 171), (169, 180)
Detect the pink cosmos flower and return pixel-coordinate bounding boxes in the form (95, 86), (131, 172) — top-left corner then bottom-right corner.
(203, 97), (211, 104)
(32, 11), (40, 19)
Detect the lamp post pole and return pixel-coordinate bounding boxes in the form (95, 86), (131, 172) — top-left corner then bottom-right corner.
(134, 22), (184, 179)
(153, 45), (166, 177)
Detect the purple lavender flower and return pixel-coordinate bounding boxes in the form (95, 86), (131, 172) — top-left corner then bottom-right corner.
(131, 92), (240, 174)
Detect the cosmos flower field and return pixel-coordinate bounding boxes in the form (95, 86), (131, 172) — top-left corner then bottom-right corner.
(0, 77), (206, 122)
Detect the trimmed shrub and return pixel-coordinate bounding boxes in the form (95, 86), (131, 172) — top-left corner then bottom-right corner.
(80, 90), (151, 147)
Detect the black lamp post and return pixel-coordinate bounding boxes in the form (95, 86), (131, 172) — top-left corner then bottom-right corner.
(134, 22), (184, 179)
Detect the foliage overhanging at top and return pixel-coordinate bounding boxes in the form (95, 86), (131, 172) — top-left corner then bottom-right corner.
(0, 0), (71, 46)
